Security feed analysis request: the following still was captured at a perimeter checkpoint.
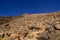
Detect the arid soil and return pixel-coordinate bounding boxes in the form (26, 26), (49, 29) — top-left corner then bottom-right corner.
(0, 12), (60, 40)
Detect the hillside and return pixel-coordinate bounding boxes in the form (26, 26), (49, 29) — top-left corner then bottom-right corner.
(0, 12), (60, 40)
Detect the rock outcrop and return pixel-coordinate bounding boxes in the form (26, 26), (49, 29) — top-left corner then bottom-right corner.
(0, 12), (60, 40)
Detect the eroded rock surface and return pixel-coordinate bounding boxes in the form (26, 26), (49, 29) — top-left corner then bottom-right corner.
(0, 12), (60, 40)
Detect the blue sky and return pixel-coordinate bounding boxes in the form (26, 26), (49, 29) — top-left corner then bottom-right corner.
(0, 0), (60, 16)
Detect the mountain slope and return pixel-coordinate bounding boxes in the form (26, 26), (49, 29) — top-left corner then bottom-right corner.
(0, 12), (60, 40)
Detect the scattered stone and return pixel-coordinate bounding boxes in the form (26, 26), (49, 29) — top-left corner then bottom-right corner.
(0, 12), (60, 40)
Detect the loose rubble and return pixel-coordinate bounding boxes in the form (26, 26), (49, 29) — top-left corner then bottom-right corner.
(0, 12), (60, 40)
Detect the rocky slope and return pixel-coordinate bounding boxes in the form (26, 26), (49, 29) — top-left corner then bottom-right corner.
(0, 12), (60, 40)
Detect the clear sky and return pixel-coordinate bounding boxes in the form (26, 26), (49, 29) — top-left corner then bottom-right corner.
(0, 0), (60, 16)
